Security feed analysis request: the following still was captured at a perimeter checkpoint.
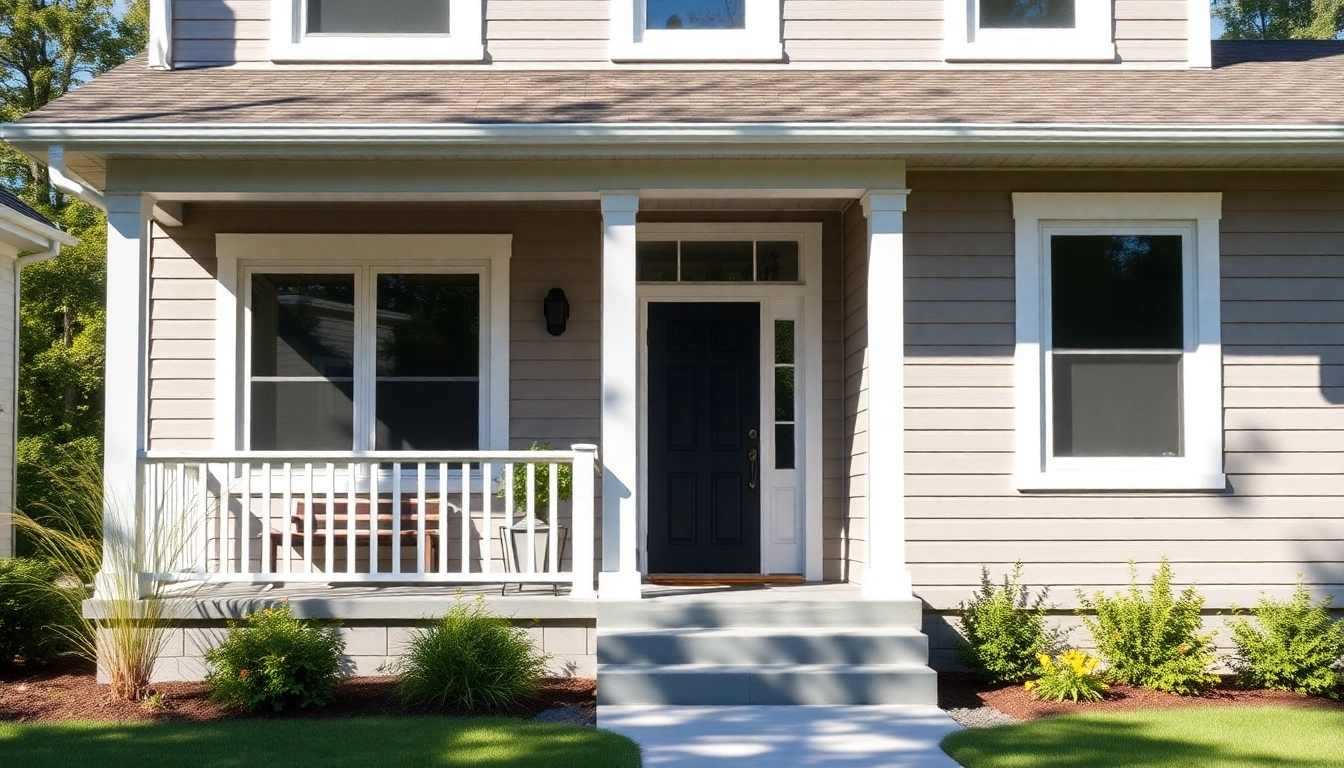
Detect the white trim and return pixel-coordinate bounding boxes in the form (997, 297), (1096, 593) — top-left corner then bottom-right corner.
(213, 234), (511, 453)
(1188, 0), (1212, 69)
(943, 0), (1116, 62)
(634, 222), (824, 581)
(148, 0), (173, 69)
(267, 0), (483, 63)
(609, 0), (783, 62)
(1012, 193), (1224, 492)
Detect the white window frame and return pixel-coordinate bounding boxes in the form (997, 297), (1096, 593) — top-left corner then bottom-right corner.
(1012, 194), (1224, 491)
(215, 234), (511, 453)
(268, 0), (483, 62)
(943, 0), (1115, 62)
(610, 0), (783, 62)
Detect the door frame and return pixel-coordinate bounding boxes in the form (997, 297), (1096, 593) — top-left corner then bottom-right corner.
(636, 222), (824, 580)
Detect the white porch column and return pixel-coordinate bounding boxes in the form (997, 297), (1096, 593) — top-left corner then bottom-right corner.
(861, 190), (915, 600)
(98, 195), (149, 595)
(598, 191), (643, 600)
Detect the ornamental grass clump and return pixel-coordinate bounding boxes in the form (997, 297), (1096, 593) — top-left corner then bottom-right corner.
(1078, 558), (1218, 695)
(395, 596), (550, 713)
(956, 563), (1064, 684)
(1229, 579), (1344, 698)
(1025, 649), (1110, 703)
(205, 604), (345, 712)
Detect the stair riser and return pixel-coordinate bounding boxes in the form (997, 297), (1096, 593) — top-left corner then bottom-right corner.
(598, 634), (929, 666)
(597, 669), (939, 706)
(597, 602), (922, 630)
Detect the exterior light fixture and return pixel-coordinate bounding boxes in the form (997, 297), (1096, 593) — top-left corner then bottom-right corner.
(544, 287), (569, 336)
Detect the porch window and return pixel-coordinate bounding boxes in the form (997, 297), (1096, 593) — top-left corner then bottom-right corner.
(943, 0), (1114, 61)
(269, 0), (481, 62)
(609, 0), (782, 61)
(1012, 194), (1224, 491)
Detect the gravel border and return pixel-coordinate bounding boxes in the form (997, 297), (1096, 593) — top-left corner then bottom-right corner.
(945, 706), (1019, 729)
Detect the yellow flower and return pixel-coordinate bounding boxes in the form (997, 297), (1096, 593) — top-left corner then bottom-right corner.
(1024, 680), (1037, 691)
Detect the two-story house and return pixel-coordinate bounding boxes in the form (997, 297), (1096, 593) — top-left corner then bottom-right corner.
(2, 0), (1342, 705)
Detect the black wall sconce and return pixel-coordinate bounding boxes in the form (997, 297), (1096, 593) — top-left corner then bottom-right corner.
(544, 288), (570, 336)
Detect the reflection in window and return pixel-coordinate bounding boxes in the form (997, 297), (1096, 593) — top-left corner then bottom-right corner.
(637, 241), (678, 282)
(774, 320), (796, 470)
(646, 0), (745, 30)
(680, 241), (754, 282)
(636, 239), (804, 283)
(980, 0), (1075, 29)
(307, 0), (451, 34)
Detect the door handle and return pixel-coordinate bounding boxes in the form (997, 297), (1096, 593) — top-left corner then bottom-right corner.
(748, 448), (758, 489)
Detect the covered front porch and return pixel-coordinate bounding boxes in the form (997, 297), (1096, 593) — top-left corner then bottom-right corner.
(101, 157), (916, 604)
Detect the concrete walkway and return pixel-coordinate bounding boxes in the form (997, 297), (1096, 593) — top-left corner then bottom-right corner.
(598, 705), (964, 767)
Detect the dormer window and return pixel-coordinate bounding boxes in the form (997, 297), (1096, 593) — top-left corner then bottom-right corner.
(944, 0), (1115, 62)
(610, 0), (782, 62)
(269, 0), (482, 62)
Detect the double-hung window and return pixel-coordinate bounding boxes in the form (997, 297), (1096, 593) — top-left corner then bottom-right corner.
(218, 234), (510, 455)
(269, 0), (483, 62)
(610, 0), (783, 61)
(1012, 194), (1224, 491)
(943, 0), (1115, 62)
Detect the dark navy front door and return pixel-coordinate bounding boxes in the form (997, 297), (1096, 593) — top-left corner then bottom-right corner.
(647, 302), (761, 574)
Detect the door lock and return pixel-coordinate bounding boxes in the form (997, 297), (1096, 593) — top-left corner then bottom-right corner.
(748, 428), (758, 440)
(748, 448), (759, 489)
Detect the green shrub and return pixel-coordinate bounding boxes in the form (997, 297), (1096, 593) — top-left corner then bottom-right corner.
(204, 604), (345, 712)
(955, 563), (1063, 684)
(1026, 649), (1110, 703)
(396, 597), (550, 712)
(1078, 558), (1218, 695)
(1229, 580), (1344, 698)
(498, 442), (573, 522)
(0, 557), (80, 667)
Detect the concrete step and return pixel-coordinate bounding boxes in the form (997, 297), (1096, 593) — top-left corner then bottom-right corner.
(597, 626), (930, 666)
(597, 663), (939, 706)
(597, 599), (923, 630)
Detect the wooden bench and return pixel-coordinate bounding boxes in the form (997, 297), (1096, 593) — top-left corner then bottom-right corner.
(270, 498), (456, 573)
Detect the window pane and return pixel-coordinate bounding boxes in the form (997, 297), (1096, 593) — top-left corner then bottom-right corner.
(375, 381), (478, 451)
(680, 241), (754, 282)
(758, 241), (800, 282)
(250, 274), (356, 378)
(307, 0), (450, 33)
(376, 274), (479, 377)
(775, 367), (794, 422)
(775, 320), (794, 364)
(980, 0), (1075, 28)
(775, 424), (796, 470)
(637, 241), (678, 282)
(1053, 354), (1182, 457)
(250, 381), (353, 450)
(1052, 235), (1183, 350)
(646, 0), (745, 29)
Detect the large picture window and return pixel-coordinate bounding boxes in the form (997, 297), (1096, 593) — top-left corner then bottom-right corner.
(943, 0), (1113, 62)
(1012, 194), (1224, 491)
(269, 0), (481, 62)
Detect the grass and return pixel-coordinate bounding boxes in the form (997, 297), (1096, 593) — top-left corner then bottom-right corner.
(0, 717), (642, 768)
(942, 706), (1344, 768)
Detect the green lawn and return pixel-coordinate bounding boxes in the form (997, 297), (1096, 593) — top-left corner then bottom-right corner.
(0, 717), (641, 768)
(942, 707), (1344, 768)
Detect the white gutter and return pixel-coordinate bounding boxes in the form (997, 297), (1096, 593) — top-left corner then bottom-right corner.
(5, 122), (1344, 152)
(47, 145), (106, 211)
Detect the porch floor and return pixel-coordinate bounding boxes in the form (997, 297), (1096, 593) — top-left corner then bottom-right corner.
(598, 705), (962, 767)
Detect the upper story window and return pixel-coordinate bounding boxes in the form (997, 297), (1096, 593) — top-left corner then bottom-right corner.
(944, 0), (1115, 62)
(610, 0), (782, 62)
(269, 0), (482, 62)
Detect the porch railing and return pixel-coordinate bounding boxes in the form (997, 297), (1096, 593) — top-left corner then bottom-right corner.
(136, 446), (597, 597)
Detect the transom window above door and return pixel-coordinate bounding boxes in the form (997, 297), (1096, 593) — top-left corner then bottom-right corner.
(637, 240), (801, 283)
(610, 0), (782, 61)
(943, 0), (1114, 62)
(268, 0), (482, 62)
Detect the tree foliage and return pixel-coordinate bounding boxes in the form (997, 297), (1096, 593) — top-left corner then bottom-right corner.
(0, 1), (147, 554)
(1214, 0), (1344, 39)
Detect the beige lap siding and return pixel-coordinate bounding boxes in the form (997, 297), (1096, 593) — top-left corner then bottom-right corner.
(899, 171), (1344, 621)
(170, 0), (1189, 67)
(147, 204), (847, 578)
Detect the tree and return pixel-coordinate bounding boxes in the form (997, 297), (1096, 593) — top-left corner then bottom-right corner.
(0, 0), (148, 553)
(1214, 0), (1344, 39)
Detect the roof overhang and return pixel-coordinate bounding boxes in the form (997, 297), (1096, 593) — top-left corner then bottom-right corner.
(0, 205), (77, 256)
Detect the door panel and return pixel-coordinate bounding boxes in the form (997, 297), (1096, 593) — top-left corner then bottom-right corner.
(648, 302), (761, 574)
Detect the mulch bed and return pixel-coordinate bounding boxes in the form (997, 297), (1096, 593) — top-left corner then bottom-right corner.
(0, 657), (595, 724)
(939, 671), (1344, 721)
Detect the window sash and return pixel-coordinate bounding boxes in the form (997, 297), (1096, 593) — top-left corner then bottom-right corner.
(243, 264), (487, 452)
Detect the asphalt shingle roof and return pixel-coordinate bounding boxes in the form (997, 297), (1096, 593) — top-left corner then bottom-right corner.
(17, 41), (1344, 126)
(0, 188), (56, 228)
